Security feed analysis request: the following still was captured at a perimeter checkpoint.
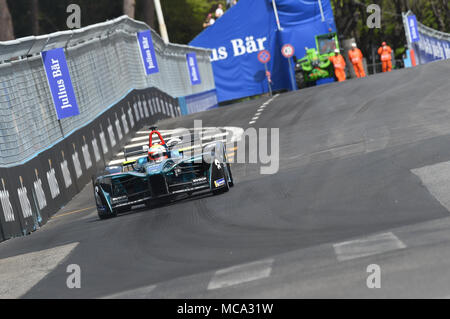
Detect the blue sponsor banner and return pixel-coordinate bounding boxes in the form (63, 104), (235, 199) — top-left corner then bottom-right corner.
(186, 52), (201, 85)
(189, 0), (336, 102)
(41, 48), (80, 120)
(407, 15), (420, 43)
(137, 30), (159, 75)
(412, 30), (450, 64)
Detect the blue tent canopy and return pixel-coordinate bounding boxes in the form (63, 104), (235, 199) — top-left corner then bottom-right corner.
(189, 0), (336, 102)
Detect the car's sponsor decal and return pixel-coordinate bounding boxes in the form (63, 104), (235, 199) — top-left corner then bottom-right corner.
(214, 178), (225, 187)
(192, 177), (207, 185)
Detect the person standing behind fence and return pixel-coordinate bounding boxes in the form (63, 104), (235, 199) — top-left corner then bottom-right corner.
(203, 13), (215, 28)
(348, 42), (366, 78)
(227, 0), (237, 9)
(215, 4), (224, 18)
(329, 49), (347, 82)
(378, 41), (393, 72)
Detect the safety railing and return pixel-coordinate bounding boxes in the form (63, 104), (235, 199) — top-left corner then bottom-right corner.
(0, 16), (215, 167)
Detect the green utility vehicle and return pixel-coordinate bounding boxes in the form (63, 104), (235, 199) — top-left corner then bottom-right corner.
(295, 32), (340, 88)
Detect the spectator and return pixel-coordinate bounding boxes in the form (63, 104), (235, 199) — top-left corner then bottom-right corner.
(203, 13), (215, 28)
(215, 4), (224, 18)
(226, 0), (237, 9)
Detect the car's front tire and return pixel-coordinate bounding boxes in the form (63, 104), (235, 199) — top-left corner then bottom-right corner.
(213, 165), (230, 195)
(213, 177), (229, 195)
(98, 208), (117, 220)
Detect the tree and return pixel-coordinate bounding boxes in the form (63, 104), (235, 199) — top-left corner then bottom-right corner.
(0, 0), (15, 41)
(331, 0), (449, 63)
(123, 0), (136, 19)
(143, 0), (155, 29)
(31, 0), (39, 35)
(159, 0), (225, 44)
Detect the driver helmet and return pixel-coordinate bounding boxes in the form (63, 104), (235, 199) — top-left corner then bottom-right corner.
(334, 48), (340, 54)
(148, 144), (168, 163)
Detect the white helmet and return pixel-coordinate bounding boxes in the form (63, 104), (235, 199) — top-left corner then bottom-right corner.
(148, 144), (168, 163)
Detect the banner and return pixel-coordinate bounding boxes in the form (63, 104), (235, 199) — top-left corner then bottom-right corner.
(412, 29), (450, 64)
(137, 30), (159, 75)
(189, 0), (336, 102)
(41, 48), (80, 120)
(186, 52), (202, 85)
(407, 15), (420, 43)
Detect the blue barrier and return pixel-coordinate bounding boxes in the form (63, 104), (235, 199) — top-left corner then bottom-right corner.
(178, 89), (219, 115)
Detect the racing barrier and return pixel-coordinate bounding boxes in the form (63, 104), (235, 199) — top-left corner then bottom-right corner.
(403, 11), (450, 65)
(0, 16), (216, 241)
(0, 87), (178, 240)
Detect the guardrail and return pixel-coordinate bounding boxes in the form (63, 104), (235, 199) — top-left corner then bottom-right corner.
(0, 15), (215, 167)
(0, 86), (178, 241)
(403, 11), (450, 65)
(0, 16), (216, 241)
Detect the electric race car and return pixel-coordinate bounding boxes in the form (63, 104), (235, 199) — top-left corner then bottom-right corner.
(93, 128), (233, 219)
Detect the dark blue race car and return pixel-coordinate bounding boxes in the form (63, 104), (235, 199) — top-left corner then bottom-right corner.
(93, 129), (233, 219)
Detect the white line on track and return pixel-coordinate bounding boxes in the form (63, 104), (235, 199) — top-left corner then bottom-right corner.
(248, 94), (279, 125)
(411, 161), (450, 213)
(109, 127), (244, 165)
(100, 284), (157, 299)
(208, 258), (274, 290)
(0, 242), (79, 298)
(333, 232), (406, 262)
(130, 132), (229, 144)
(108, 138), (231, 165)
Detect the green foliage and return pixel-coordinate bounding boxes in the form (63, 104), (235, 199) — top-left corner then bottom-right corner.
(330, 0), (449, 61)
(5, 0), (447, 49)
(395, 47), (406, 57)
(8, 0), (122, 37)
(7, 0), (228, 44)
(159, 0), (225, 43)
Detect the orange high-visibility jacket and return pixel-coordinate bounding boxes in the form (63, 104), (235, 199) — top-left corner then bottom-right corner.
(378, 45), (392, 61)
(329, 54), (346, 69)
(348, 48), (363, 64)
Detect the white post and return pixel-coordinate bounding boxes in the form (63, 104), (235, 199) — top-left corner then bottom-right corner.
(154, 0), (169, 44)
(402, 11), (412, 49)
(272, 0), (282, 31)
(318, 0), (325, 22)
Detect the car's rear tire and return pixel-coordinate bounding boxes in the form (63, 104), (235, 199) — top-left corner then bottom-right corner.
(226, 163), (234, 187)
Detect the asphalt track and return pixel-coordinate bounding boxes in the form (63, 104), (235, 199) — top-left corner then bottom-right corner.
(1, 60), (450, 298)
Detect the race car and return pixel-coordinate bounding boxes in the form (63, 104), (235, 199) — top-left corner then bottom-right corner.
(92, 128), (233, 219)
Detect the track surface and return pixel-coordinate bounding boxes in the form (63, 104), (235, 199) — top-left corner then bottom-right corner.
(1, 60), (450, 298)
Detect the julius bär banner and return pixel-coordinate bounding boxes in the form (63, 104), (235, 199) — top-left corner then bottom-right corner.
(186, 52), (202, 85)
(41, 48), (80, 120)
(137, 30), (159, 75)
